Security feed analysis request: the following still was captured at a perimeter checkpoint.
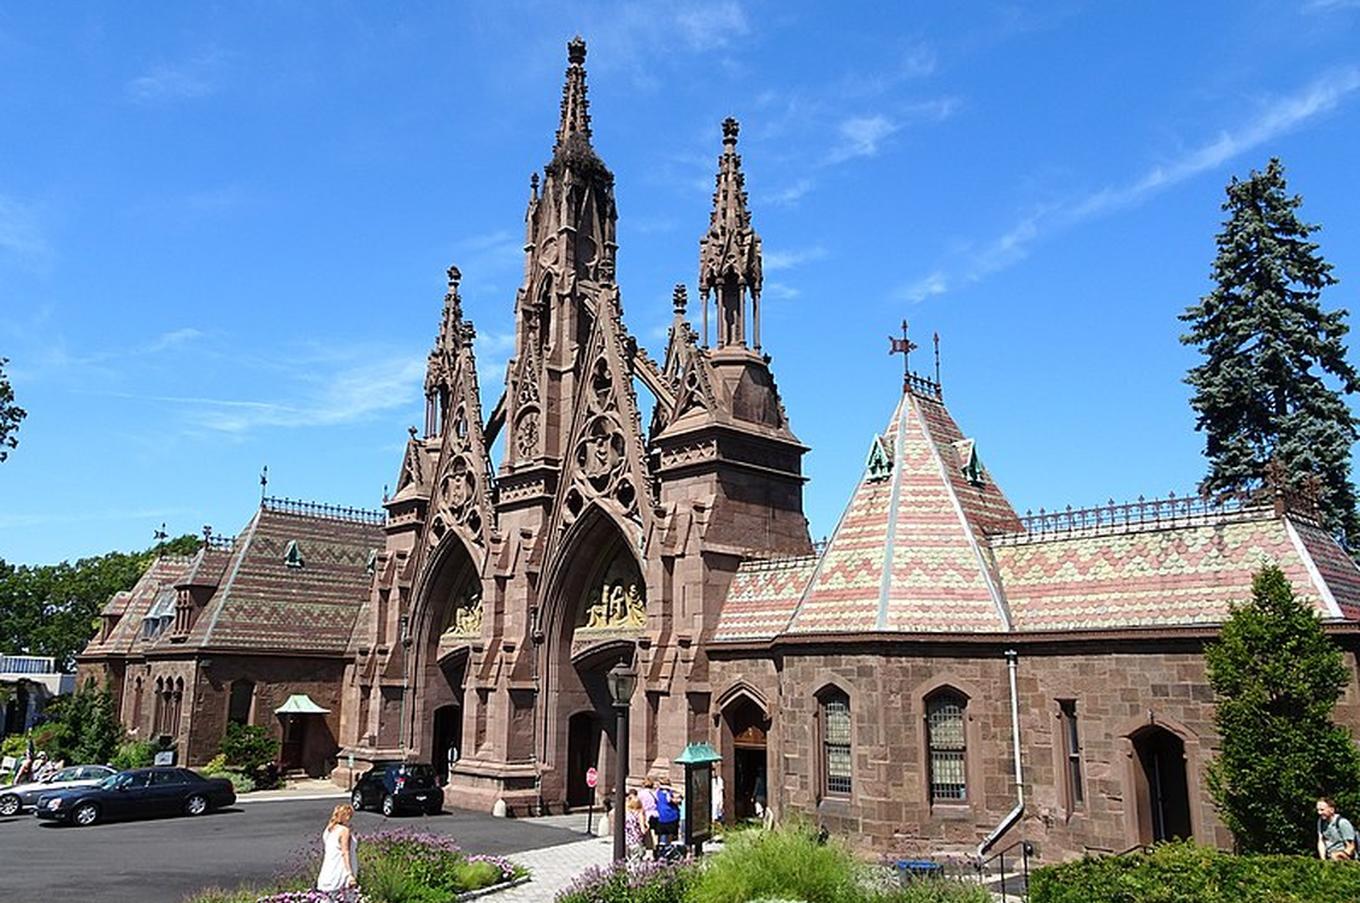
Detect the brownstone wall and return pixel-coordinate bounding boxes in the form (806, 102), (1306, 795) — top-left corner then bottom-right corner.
(715, 642), (1360, 863)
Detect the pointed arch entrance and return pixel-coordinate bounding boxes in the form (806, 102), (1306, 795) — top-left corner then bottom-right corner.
(1131, 725), (1191, 843)
(408, 534), (481, 769)
(719, 689), (770, 822)
(540, 506), (646, 811)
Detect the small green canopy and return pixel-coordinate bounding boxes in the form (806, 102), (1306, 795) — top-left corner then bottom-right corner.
(674, 742), (721, 766)
(275, 694), (330, 715)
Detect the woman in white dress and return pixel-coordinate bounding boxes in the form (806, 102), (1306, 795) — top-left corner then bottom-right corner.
(316, 803), (359, 893)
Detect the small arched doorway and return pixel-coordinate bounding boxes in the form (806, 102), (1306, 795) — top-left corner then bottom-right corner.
(1132, 726), (1191, 843)
(722, 695), (769, 822)
(432, 703), (462, 786)
(566, 711), (605, 809)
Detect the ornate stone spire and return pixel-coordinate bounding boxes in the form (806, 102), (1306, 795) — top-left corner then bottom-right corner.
(553, 36), (593, 158)
(424, 264), (465, 437)
(698, 117), (763, 350)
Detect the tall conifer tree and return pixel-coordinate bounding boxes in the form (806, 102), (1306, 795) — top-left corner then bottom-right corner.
(1181, 158), (1359, 544)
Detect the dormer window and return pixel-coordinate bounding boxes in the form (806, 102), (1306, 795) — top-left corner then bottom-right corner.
(284, 540), (305, 569)
(865, 435), (893, 482)
(954, 439), (984, 486)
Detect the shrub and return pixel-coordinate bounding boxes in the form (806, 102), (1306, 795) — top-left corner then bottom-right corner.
(1206, 564), (1360, 853)
(203, 753), (228, 774)
(883, 879), (991, 903)
(689, 822), (870, 903)
(1, 734), (28, 760)
(111, 739), (157, 770)
(220, 723), (279, 774)
(1029, 841), (1360, 903)
(554, 859), (694, 903)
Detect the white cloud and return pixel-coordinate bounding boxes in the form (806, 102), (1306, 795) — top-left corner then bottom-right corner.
(126, 51), (225, 104)
(898, 271), (949, 303)
(919, 66), (1360, 298)
(764, 179), (814, 207)
(764, 281), (801, 300)
(0, 506), (191, 530)
(763, 245), (828, 272)
(673, 1), (750, 49)
(145, 328), (205, 353)
(0, 194), (52, 270)
(828, 115), (900, 163)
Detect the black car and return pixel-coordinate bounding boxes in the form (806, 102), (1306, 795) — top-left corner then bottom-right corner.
(34, 767), (236, 827)
(350, 762), (441, 817)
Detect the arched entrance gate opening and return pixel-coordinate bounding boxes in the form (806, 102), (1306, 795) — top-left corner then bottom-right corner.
(541, 509), (647, 812)
(720, 691), (770, 823)
(408, 535), (480, 775)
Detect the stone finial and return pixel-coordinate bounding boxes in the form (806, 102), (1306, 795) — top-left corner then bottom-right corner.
(673, 284), (688, 315)
(568, 35), (587, 65)
(722, 116), (740, 146)
(447, 264), (462, 290)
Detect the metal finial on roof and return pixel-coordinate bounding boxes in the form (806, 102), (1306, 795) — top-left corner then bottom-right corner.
(888, 319), (917, 393)
(933, 332), (941, 386)
(408, 425), (418, 439)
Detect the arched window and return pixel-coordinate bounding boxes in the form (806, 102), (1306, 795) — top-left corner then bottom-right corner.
(228, 679), (255, 726)
(170, 678), (184, 734)
(927, 690), (968, 803)
(819, 688), (852, 797)
(132, 677), (144, 729)
(153, 678), (166, 734)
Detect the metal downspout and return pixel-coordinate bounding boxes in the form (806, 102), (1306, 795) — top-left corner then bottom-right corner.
(976, 648), (1024, 860)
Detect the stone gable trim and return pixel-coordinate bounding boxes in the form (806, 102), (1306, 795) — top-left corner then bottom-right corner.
(1285, 515), (1345, 620)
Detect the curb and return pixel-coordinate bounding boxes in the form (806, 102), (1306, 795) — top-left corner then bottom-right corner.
(235, 791), (348, 804)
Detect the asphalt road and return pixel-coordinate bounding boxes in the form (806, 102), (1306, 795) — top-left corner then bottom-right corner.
(0, 797), (582, 903)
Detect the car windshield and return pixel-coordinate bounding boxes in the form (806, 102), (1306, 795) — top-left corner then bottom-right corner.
(400, 765), (436, 787)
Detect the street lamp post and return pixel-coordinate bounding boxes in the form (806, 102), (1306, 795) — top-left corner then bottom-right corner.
(606, 660), (638, 863)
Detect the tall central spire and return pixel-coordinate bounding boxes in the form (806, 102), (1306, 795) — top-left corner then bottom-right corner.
(554, 36), (593, 157)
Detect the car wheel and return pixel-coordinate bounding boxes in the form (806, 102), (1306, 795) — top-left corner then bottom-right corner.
(73, 803), (100, 827)
(185, 794), (209, 816)
(0, 795), (20, 817)
(381, 794), (395, 817)
(351, 789), (364, 811)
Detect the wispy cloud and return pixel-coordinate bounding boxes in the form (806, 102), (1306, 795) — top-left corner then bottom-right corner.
(763, 178), (814, 207)
(126, 50), (225, 104)
(145, 328), (205, 353)
(0, 194), (53, 271)
(764, 245), (828, 272)
(474, 330), (517, 387)
(904, 67), (1360, 300)
(0, 506), (191, 530)
(764, 281), (800, 300)
(827, 115), (900, 163)
(673, 1), (749, 49)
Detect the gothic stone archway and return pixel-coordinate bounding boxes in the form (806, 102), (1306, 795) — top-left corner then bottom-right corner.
(540, 508), (645, 811)
(408, 535), (480, 769)
(719, 690), (770, 823)
(1131, 725), (1192, 844)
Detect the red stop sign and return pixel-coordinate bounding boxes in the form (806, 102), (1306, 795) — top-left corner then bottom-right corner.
(585, 767), (599, 788)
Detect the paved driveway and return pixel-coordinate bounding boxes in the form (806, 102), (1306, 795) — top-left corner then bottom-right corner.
(0, 798), (581, 903)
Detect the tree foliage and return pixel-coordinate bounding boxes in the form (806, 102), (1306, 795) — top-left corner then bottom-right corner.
(0, 534), (201, 670)
(0, 357), (25, 463)
(35, 679), (126, 765)
(220, 722), (279, 774)
(1181, 158), (1359, 544)
(1206, 565), (1360, 853)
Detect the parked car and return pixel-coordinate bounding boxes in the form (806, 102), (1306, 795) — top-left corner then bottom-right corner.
(34, 767), (235, 827)
(0, 765), (116, 816)
(350, 761), (442, 816)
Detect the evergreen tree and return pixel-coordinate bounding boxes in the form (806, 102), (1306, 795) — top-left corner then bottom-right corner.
(1181, 158), (1359, 544)
(1206, 564), (1360, 853)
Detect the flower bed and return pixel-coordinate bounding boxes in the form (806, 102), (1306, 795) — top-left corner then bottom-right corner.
(184, 830), (528, 903)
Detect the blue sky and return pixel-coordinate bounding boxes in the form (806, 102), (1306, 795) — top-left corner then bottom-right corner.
(2, 2), (1359, 564)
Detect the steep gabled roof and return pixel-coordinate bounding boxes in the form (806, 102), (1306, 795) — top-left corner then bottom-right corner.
(712, 555), (818, 642)
(185, 502), (383, 655)
(81, 555), (196, 657)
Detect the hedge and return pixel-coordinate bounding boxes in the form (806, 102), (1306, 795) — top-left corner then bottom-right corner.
(1030, 841), (1360, 903)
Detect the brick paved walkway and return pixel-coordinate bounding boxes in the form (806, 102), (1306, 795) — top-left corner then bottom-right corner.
(495, 834), (614, 901)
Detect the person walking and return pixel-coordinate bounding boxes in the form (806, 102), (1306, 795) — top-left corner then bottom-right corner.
(317, 803), (359, 892)
(638, 777), (659, 844)
(624, 794), (648, 862)
(1318, 797), (1356, 861)
(655, 780), (681, 853)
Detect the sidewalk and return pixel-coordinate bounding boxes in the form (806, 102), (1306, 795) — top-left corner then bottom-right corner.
(234, 778), (348, 804)
(494, 834), (614, 901)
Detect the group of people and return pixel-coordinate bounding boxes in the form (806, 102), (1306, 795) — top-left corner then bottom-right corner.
(618, 777), (685, 861)
(9, 750), (63, 785)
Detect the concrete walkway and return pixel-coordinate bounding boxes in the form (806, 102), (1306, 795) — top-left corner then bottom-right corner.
(235, 777), (348, 803)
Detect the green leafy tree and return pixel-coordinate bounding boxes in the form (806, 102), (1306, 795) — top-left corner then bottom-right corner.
(0, 357), (25, 463)
(220, 722), (279, 774)
(1180, 158), (1359, 544)
(36, 679), (125, 764)
(1206, 564), (1360, 853)
(0, 533), (202, 670)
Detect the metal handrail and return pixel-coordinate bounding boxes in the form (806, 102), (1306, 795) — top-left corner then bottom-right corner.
(977, 838), (1033, 900)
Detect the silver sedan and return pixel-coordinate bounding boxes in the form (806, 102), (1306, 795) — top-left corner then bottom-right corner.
(0, 765), (116, 815)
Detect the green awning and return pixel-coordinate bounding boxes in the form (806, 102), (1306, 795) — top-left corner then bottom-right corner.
(275, 694), (330, 715)
(674, 742), (721, 766)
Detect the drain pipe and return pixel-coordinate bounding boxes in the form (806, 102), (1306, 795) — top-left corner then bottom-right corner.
(976, 648), (1024, 862)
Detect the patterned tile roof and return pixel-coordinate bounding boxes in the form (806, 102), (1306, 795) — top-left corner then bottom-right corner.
(81, 555), (196, 657)
(712, 387), (1360, 642)
(187, 505), (383, 654)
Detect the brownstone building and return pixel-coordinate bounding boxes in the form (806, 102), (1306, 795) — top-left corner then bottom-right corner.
(78, 499), (383, 777)
(82, 38), (1360, 862)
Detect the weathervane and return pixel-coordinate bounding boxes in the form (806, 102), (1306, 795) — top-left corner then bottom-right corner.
(888, 319), (918, 393)
(153, 522), (168, 542)
(260, 464), (269, 501)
